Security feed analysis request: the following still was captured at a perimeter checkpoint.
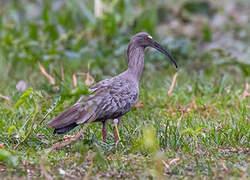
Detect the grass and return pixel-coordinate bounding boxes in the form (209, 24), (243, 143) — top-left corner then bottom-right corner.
(0, 0), (249, 179)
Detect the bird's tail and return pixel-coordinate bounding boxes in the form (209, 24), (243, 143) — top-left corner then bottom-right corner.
(46, 97), (97, 134)
(53, 123), (78, 134)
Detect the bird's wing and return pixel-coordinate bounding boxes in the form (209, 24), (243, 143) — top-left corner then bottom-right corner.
(46, 97), (85, 128)
(47, 96), (99, 129)
(48, 77), (139, 127)
(76, 78), (138, 124)
(88, 78), (112, 93)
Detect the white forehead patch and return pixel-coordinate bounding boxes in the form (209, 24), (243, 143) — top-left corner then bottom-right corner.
(148, 35), (153, 39)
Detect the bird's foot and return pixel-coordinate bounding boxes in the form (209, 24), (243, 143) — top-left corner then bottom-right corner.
(102, 121), (107, 142)
(113, 119), (120, 142)
(113, 128), (119, 142)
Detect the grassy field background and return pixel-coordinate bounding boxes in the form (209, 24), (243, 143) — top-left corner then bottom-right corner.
(0, 0), (249, 179)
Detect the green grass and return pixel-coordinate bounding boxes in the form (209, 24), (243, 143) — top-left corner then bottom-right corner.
(0, 0), (249, 179)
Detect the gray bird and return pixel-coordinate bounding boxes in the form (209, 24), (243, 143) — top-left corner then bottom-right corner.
(46, 32), (177, 142)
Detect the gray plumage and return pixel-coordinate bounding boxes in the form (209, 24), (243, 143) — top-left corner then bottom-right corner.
(46, 32), (177, 140)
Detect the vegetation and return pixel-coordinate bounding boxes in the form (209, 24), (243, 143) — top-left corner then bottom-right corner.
(0, 0), (249, 179)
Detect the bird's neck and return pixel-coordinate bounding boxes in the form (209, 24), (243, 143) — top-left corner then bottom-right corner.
(127, 46), (145, 82)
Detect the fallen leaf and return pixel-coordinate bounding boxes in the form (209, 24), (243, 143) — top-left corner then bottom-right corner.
(168, 73), (178, 96)
(94, 0), (103, 18)
(73, 73), (77, 87)
(169, 157), (180, 165)
(50, 126), (88, 150)
(242, 83), (250, 100)
(85, 63), (95, 86)
(0, 143), (5, 149)
(38, 61), (55, 85)
(135, 101), (144, 108)
(162, 160), (170, 169)
(77, 63), (95, 86)
(63, 135), (75, 141)
(219, 162), (229, 174)
(40, 157), (53, 180)
(22, 160), (29, 166)
(0, 94), (9, 101)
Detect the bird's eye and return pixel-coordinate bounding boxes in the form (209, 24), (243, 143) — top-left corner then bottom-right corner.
(144, 35), (152, 40)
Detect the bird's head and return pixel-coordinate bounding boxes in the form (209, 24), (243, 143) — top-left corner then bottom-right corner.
(128, 32), (178, 68)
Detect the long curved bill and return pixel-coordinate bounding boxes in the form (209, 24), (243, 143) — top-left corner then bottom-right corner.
(150, 40), (178, 68)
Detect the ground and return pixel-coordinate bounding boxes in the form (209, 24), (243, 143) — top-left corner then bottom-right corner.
(0, 0), (249, 179)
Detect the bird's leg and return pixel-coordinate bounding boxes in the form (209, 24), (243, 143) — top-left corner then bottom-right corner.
(102, 121), (107, 142)
(113, 117), (121, 142)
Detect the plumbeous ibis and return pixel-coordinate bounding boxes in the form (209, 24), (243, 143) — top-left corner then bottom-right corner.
(46, 32), (178, 142)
